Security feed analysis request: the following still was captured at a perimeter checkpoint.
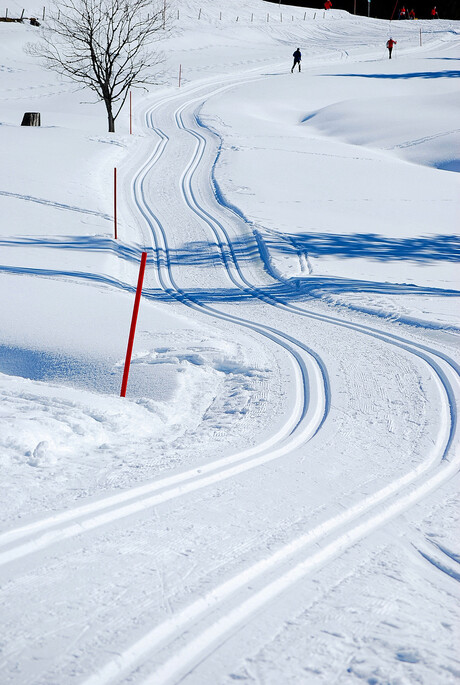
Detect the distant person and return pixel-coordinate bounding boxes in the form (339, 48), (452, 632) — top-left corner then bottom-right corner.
(409, 8), (415, 18)
(324, 0), (333, 9)
(387, 37), (397, 58)
(291, 48), (301, 73)
(431, 6), (438, 17)
(399, 6), (407, 18)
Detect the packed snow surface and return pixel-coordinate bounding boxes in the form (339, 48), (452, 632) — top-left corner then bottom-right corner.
(0, 1), (459, 684)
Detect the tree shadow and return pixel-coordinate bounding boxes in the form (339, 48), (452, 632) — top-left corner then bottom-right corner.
(2, 231), (458, 266)
(280, 231), (460, 263)
(329, 70), (460, 79)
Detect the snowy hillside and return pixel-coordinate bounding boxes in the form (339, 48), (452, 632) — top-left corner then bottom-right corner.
(0, 1), (459, 683)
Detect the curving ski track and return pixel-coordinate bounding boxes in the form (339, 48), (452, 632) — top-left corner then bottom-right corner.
(74, 70), (460, 685)
(1, 50), (459, 685)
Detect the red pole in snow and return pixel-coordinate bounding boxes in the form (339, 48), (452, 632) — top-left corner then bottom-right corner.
(390, 0), (398, 21)
(129, 91), (132, 134)
(113, 168), (118, 240)
(120, 251), (148, 397)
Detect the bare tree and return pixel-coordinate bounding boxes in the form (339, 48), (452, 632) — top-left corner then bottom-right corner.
(30, 0), (166, 132)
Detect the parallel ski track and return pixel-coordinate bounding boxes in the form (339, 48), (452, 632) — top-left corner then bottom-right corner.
(1, 58), (458, 685)
(79, 74), (459, 684)
(0, 78), (328, 570)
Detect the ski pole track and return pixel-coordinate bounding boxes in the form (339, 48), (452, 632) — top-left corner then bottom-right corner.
(0, 76), (329, 569)
(83, 77), (460, 684)
(2, 61), (458, 581)
(166, 83), (458, 461)
(76, 77), (460, 685)
(2, 45), (459, 685)
(80, 364), (458, 685)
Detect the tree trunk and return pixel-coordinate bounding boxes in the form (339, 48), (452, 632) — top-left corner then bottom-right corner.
(104, 97), (115, 133)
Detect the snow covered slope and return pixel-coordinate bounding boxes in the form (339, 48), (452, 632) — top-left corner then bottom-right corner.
(0, 2), (459, 684)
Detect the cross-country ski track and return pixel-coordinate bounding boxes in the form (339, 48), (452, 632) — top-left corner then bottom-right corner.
(1, 9), (459, 685)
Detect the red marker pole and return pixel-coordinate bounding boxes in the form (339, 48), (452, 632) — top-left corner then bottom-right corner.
(114, 167), (118, 240)
(120, 251), (148, 397)
(129, 91), (132, 134)
(390, 0), (398, 21)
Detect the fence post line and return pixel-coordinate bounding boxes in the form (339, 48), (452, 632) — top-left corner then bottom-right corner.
(114, 167), (118, 240)
(120, 252), (148, 398)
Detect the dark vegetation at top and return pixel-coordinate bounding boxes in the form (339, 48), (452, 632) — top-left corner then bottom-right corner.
(267, 0), (460, 20)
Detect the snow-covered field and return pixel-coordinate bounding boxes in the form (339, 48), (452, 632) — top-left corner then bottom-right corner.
(0, 0), (459, 683)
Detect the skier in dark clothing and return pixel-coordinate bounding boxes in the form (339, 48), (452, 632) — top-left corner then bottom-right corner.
(386, 37), (397, 58)
(291, 48), (301, 73)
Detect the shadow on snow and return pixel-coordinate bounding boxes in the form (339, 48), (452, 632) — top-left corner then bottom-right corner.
(1, 231), (458, 265)
(328, 70), (460, 79)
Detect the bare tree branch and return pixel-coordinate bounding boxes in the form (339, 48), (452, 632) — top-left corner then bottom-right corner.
(28, 0), (167, 132)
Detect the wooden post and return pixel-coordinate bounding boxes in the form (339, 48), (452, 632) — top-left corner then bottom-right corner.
(236, 15), (238, 21)
(304, 11), (306, 19)
(120, 252), (147, 398)
(129, 91), (132, 135)
(280, 12), (282, 22)
(420, 28), (422, 46)
(313, 12), (316, 19)
(21, 112), (41, 126)
(219, 11), (221, 19)
(20, 8), (24, 19)
(5, 8), (8, 17)
(251, 12), (253, 21)
(114, 168), (117, 240)
(198, 8), (201, 19)
(267, 12), (269, 21)
(42, 5), (45, 19)
(178, 63), (182, 87)
(177, 8), (179, 19)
